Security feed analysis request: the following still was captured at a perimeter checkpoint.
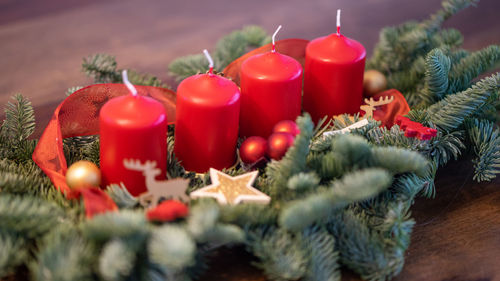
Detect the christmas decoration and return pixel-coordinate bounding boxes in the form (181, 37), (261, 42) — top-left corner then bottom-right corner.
(267, 132), (295, 160)
(395, 116), (438, 140)
(174, 50), (240, 173)
(360, 95), (395, 119)
(363, 69), (388, 96)
(1, 2), (499, 281)
(239, 136), (268, 165)
(239, 25), (303, 137)
(67, 186), (118, 218)
(100, 71), (168, 196)
(65, 160), (101, 189)
(146, 200), (189, 222)
(303, 9), (366, 123)
(190, 169), (270, 205)
(273, 119), (301, 136)
(123, 159), (190, 207)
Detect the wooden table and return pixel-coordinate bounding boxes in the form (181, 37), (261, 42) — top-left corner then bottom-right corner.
(1, 0), (499, 280)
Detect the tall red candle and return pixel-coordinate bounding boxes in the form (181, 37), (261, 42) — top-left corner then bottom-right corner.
(174, 50), (240, 173)
(303, 10), (366, 124)
(100, 71), (168, 196)
(239, 25), (303, 138)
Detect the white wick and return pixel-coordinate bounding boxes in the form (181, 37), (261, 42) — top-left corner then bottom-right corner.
(122, 70), (137, 96)
(203, 49), (214, 71)
(271, 25), (282, 52)
(336, 9), (341, 34)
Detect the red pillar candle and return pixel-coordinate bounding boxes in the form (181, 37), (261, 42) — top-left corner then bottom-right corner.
(100, 71), (167, 196)
(174, 50), (240, 173)
(303, 9), (366, 124)
(239, 25), (303, 138)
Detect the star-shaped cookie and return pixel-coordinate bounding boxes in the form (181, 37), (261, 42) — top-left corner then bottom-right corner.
(190, 168), (270, 205)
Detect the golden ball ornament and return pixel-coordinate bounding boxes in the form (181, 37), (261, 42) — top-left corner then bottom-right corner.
(66, 160), (101, 189)
(363, 70), (387, 96)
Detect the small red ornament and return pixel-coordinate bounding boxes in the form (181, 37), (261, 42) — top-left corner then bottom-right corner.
(146, 200), (189, 222)
(273, 120), (300, 137)
(395, 116), (437, 140)
(267, 132), (295, 160)
(240, 136), (268, 165)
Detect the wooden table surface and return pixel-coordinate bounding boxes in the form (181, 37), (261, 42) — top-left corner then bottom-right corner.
(1, 0), (499, 280)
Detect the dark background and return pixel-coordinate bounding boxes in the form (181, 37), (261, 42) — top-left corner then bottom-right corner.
(0, 0), (499, 280)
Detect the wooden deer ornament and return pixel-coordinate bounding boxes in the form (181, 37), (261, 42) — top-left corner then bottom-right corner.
(360, 96), (394, 119)
(123, 159), (189, 208)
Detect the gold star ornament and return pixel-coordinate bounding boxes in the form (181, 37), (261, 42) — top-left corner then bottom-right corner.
(190, 168), (270, 205)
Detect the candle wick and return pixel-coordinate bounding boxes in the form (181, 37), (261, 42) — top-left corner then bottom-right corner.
(271, 25), (282, 53)
(122, 70), (138, 96)
(336, 9), (341, 36)
(203, 49), (215, 74)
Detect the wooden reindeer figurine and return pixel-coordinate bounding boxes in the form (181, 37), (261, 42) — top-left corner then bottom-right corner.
(123, 159), (189, 208)
(360, 96), (394, 119)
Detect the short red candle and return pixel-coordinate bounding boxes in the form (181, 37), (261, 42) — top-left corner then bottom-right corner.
(174, 73), (240, 173)
(100, 94), (167, 196)
(239, 52), (302, 137)
(303, 22), (366, 124)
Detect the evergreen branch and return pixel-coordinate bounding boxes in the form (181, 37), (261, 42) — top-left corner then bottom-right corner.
(82, 54), (120, 83)
(99, 239), (135, 281)
(2, 94), (35, 143)
(168, 54), (207, 82)
(219, 203), (278, 227)
(279, 168), (393, 232)
(447, 45), (500, 94)
(148, 225), (196, 271)
(106, 184), (138, 209)
(0, 194), (65, 238)
(31, 229), (95, 281)
(465, 119), (500, 181)
(421, 0), (478, 33)
(369, 146), (429, 177)
(265, 114), (314, 200)
(420, 48), (451, 105)
(302, 227), (340, 281)
(429, 130), (465, 166)
(0, 231), (27, 278)
(247, 227), (307, 281)
(427, 73), (500, 132)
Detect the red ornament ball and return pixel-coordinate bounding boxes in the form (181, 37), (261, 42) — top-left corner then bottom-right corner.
(273, 120), (300, 137)
(267, 132), (295, 160)
(147, 200), (189, 222)
(240, 136), (268, 164)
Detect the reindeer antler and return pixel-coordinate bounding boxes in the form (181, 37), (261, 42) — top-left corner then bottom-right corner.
(123, 159), (157, 171)
(363, 96), (394, 107)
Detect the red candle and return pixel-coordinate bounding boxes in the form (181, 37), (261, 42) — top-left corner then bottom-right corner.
(303, 9), (366, 124)
(174, 50), (240, 173)
(100, 71), (168, 196)
(239, 25), (303, 137)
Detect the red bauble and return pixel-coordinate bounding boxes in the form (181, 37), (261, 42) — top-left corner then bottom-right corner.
(273, 120), (300, 137)
(240, 136), (268, 164)
(267, 132), (295, 160)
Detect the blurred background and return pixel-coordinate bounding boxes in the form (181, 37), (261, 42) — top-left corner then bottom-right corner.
(0, 0), (499, 136)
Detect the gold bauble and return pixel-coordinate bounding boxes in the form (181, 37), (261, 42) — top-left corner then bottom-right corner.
(66, 160), (101, 189)
(363, 70), (387, 96)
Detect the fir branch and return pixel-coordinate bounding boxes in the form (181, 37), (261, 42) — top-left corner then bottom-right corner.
(168, 54), (207, 82)
(421, 0), (478, 33)
(302, 227), (340, 281)
(148, 225), (196, 271)
(219, 204), (278, 227)
(0, 194), (65, 239)
(106, 184), (138, 209)
(2, 94), (35, 143)
(82, 54), (120, 83)
(369, 146), (429, 177)
(31, 229), (95, 281)
(427, 73), (500, 132)
(247, 227), (307, 281)
(0, 231), (27, 278)
(447, 45), (500, 94)
(265, 114), (314, 200)
(279, 168), (393, 232)
(420, 48), (451, 105)
(465, 118), (500, 181)
(429, 130), (465, 166)
(99, 239), (135, 281)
